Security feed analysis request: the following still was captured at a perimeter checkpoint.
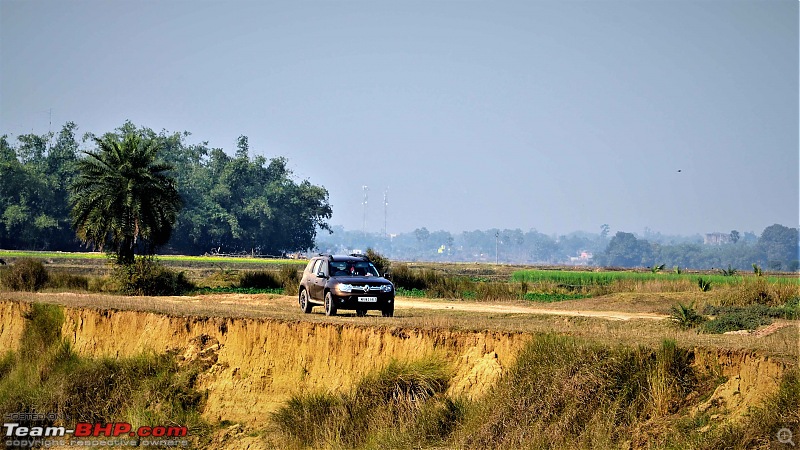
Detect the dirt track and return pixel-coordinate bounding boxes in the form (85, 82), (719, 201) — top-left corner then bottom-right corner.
(396, 298), (668, 321)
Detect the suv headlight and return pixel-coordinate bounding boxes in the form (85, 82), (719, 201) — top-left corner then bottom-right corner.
(381, 285), (393, 293)
(337, 283), (353, 293)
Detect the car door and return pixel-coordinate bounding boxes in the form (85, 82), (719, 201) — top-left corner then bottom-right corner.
(309, 259), (327, 301)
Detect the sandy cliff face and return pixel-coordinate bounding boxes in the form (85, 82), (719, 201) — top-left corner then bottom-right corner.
(0, 301), (527, 425)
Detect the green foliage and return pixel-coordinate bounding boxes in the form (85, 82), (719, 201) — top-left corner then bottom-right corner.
(111, 256), (194, 296)
(238, 265), (299, 294)
(718, 264), (737, 276)
(0, 258), (48, 291)
(523, 292), (590, 302)
(395, 287), (427, 297)
(597, 231), (654, 267)
(651, 263), (665, 273)
(752, 263), (763, 276)
(366, 247), (390, 275)
(700, 307), (773, 334)
(704, 301), (798, 322)
(698, 277), (712, 292)
(193, 287), (284, 295)
(164, 129), (331, 255)
(0, 125), (82, 252)
(669, 302), (706, 329)
(758, 224), (800, 271)
(238, 270), (283, 289)
(674, 265), (682, 275)
(70, 132), (182, 264)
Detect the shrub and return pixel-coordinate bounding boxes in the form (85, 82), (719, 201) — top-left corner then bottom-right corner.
(697, 277), (712, 292)
(45, 271), (90, 291)
(238, 265), (300, 294)
(112, 257), (194, 296)
(701, 310), (772, 334)
(239, 270), (282, 289)
(366, 248), (391, 275)
(278, 264), (300, 295)
(669, 302), (706, 329)
(0, 258), (49, 291)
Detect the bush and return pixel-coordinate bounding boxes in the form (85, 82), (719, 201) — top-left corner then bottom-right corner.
(238, 265), (300, 294)
(278, 264), (300, 295)
(112, 257), (194, 296)
(669, 302), (706, 329)
(239, 270), (282, 289)
(45, 271), (90, 291)
(0, 258), (49, 291)
(366, 248), (391, 275)
(701, 310), (772, 334)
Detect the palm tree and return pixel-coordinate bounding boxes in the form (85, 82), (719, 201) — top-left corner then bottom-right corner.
(70, 133), (182, 264)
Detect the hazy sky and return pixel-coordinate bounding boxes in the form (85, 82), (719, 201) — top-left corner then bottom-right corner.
(2, 1), (798, 237)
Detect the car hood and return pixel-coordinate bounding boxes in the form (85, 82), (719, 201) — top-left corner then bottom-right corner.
(330, 276), (392, 285)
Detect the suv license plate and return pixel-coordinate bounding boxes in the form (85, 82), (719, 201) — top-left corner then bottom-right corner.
(358, 297), (378, 302)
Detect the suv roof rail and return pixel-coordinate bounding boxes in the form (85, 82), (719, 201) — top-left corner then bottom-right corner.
(349, 253), (368, 259)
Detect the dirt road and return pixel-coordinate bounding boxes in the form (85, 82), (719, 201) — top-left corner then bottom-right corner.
(397, 298), (668, 321)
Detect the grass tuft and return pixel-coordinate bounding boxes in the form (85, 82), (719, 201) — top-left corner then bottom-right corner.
(272, 357), (454, 448)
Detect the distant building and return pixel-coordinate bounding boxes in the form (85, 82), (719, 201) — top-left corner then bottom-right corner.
(568, 250), (593, 265)
(704, 232), (731, 245)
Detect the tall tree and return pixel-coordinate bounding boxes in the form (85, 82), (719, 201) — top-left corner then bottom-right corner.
(757, 224), (799, 271)
(597, 231), (654, 267)
(70, 133), (182, 264)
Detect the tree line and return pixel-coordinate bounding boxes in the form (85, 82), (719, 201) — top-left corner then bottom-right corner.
(0, 121), (332, 256)
(318, 224), (799, 271)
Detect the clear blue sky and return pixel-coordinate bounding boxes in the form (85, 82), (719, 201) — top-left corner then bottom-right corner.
(2, 1), (797, 237)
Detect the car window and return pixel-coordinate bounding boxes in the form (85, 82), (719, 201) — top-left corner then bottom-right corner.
(329, 261), (379, 277)
(329, 261), (349, 277)
(311, 260), (323, 275)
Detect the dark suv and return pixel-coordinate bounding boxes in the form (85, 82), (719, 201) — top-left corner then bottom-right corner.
(298, 254), (395, 317)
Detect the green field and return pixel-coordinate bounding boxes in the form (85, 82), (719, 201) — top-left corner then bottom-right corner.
(0, 249), (308, 266)
(511, 269), (797, 287)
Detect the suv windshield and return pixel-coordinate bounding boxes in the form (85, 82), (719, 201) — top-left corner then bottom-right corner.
(329, 261), (380, 277)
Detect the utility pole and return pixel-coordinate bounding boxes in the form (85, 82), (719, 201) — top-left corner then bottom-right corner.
(362, 185), (369, 236)
(495, 231), (499, 265)
(383, 187), (388, 238)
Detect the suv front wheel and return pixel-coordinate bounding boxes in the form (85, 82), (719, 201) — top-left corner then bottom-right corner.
(324, 292), (337, 316)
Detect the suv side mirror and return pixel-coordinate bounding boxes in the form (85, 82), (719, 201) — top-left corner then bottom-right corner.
(383, 272), (391, 279)
(316, 271), (327, 278)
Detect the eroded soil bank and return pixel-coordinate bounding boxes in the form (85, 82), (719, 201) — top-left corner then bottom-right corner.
(1, 300), (528, 425)
(0, 299), (794, 445)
